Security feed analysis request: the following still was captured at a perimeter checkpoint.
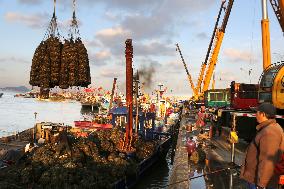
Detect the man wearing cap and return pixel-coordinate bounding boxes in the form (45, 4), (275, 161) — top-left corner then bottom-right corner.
(240, 103), (284, 189)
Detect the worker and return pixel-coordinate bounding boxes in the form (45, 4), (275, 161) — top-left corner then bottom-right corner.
(196, 106), (206, 129)
(160, 101), (166, 117)
(211, 110), (221, 137)
(240, 103), (284, 189)
(186, 137), (196, 158)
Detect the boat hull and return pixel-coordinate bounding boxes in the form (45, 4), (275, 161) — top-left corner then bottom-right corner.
(112, 137), (172, 189)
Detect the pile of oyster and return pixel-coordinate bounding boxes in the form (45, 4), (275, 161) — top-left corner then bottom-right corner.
(0, 128), (158, 189)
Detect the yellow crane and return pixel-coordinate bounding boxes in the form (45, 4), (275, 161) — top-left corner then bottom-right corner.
(196, 0), (226, 94)
(201, 0), (235, 94)
(176, 1), (226, 100)
(259, 0), (284, 110)
(175, 43), (199, 99)
(269, 0), (284, 33)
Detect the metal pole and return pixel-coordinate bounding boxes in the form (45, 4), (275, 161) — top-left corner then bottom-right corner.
(262, 0), (268, 19)
(125, 39), (133, 147)
(34, 112), (37, 143)
(231, 114), (236, 163)
(229, 169), (234, 189)
(135, 76), (139, 134)
(231, 143), (235, 163)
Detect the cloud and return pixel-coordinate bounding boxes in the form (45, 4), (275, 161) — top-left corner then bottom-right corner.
(215, 70), (238, 82)
(119, 0), (214, 40)
(121, 14), (172, 40)
(223, 48), (257, 63)
(0, 56), (29, 64)
(4, 11), (81, 33)
(4, 12), (48, 29)
(89, 50), (111, 66)
(95, 27), (131, 56)
(135, 41), (175, 57)
(85, 0), (217, 85)
(17, 0), (42, 5)
(34, 0), (160, 11)
(85, 39), (101, 48)
(165, 61), (184, 70)
(96, 27), (129, 38)
(95, 28), (174, 57)
(100, 68), (123, 78)
(94, 50), (111, 60)
(196, 32), (208, 40)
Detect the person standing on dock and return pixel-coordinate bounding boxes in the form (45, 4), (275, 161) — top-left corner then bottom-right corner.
(186, 137), (196, 158)
(195, 106), (206, 129)
(240, 103), (284, 189)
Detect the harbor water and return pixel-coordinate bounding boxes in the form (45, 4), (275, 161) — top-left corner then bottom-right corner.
(0, 92), (82, 137)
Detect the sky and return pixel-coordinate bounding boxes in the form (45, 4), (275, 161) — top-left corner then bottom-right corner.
(0, 0), (284, 96)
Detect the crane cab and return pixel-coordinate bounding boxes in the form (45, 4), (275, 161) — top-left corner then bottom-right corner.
(259, 62), (284, 112)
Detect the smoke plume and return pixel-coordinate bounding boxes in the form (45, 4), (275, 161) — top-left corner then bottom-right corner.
(138, 64), (156, 89)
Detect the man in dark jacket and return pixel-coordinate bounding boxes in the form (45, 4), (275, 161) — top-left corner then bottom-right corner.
(240, 103), (284, 189)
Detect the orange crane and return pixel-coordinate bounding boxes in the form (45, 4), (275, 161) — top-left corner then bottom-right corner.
(175, 43), (198, 99)
(201, 0), (235, 94)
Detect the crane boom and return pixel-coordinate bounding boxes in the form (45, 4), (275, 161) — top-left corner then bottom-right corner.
(196, 1), (225, 94)
(176, 43), (198, 97)
(202, 0), (235, 93)
(262, 0), (272, 70)
(108, 77), (117, 113)
(269, 0), (284, 32)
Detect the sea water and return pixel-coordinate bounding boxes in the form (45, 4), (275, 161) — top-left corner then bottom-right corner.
(0, 92), (82, 137)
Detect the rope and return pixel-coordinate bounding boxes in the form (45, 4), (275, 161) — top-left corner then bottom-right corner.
(165, 164), (241, 187)
(68, 0), (80, 40)
(73, 0), (76, 17)
(249, 0), (256, 66)
(53, 0), (56, 18)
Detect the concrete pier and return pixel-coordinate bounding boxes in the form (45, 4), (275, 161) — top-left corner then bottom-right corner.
(168, 111), (249, 189)
(168, 117), (190, 189)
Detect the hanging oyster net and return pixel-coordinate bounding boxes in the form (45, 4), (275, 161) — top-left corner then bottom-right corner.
(30, 0), (62, 92)
(61, 0), (91, 89)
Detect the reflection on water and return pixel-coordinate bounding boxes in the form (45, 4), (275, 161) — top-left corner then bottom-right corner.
(188, 157), (247, 189)
(135, 148), (173, 189)
(0, 92), (82, 137)
(190, 163), (206, 189)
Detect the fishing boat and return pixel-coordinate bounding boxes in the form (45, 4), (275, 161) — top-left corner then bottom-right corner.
(106, 106), (174, 188)
(112, 136), (172, 189)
